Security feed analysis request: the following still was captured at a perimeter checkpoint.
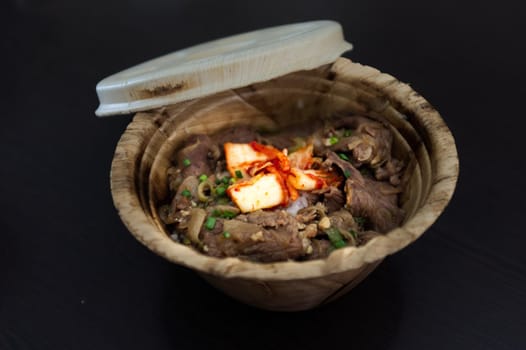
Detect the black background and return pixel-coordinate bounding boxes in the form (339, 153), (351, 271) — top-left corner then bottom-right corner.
(2, 0), (526, 349)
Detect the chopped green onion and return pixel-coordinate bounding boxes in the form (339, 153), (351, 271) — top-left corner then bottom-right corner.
(338, 153), (350, 161)
(235, 170), (243, 179)
(344, 170), (351, 178)
(212, 210), (237, 219)
(344, 129), (352, 137)
(204, 217), (216, 230)
(216, 176), (232, 185)
(223, 231), (231, 239)
(332, 239), (347, 249)
(181, 189), (192, 198)
(325, 227), (347, 249)
(215, 184), (227, 196)
(182, 158), (191, 167)
(329, 136), (339, 145)
(198, 174), (208, 182)
(222, 211), (236, 219)
(354, 216), (366, 227)
(326, 227), (343, 241)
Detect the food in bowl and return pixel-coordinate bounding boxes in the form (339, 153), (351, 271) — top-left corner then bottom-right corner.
(158, 114), (406, 262)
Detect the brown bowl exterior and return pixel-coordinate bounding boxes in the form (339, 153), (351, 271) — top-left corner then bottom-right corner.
(110, 58), (459, 311)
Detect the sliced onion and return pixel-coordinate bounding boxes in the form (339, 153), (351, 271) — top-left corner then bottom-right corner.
(186, 208), (206, 243)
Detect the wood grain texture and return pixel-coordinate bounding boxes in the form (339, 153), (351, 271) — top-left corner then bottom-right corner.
(110, 58), (459, 310)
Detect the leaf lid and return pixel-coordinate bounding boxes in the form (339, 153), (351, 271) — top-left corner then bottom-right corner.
(95, 20), (352, 117)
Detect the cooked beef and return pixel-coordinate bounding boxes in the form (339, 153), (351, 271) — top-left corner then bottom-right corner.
(303, 192), (322, 206)
(177, 135), (214, 177)
(306, 239), (331, 260)
(172, 176), (199, 210)
(328, 209), (358, 233)
(358, 230), (382, 244)
(296, 203), (327, 224)
(201, 216), (305, 262)
(345, 178), (404, 233)
(214, 126), (260, 145)
(316, 186), (345, 213)
(354, 118), (393, 167)
(327, 209), (359, 245)
(161, 114), (407, 262)
(374, 158), (404, 186)
(329, 116), (395, 168)
(245, 210), (297, 228)
(344, 171), (403, 232)
(346, 117), (406, 187)
(324, 151), (403, 232)
(159, 205), (176, 225)
(323, 151), (361, 180)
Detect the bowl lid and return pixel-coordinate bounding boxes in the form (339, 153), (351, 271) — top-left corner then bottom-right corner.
(95, 20), (352, 117)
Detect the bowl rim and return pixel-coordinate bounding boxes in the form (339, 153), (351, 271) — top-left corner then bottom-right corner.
(110, 58), (459, 281)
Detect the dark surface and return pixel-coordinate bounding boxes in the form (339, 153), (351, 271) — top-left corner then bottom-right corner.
(2, 0), (526, 349)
